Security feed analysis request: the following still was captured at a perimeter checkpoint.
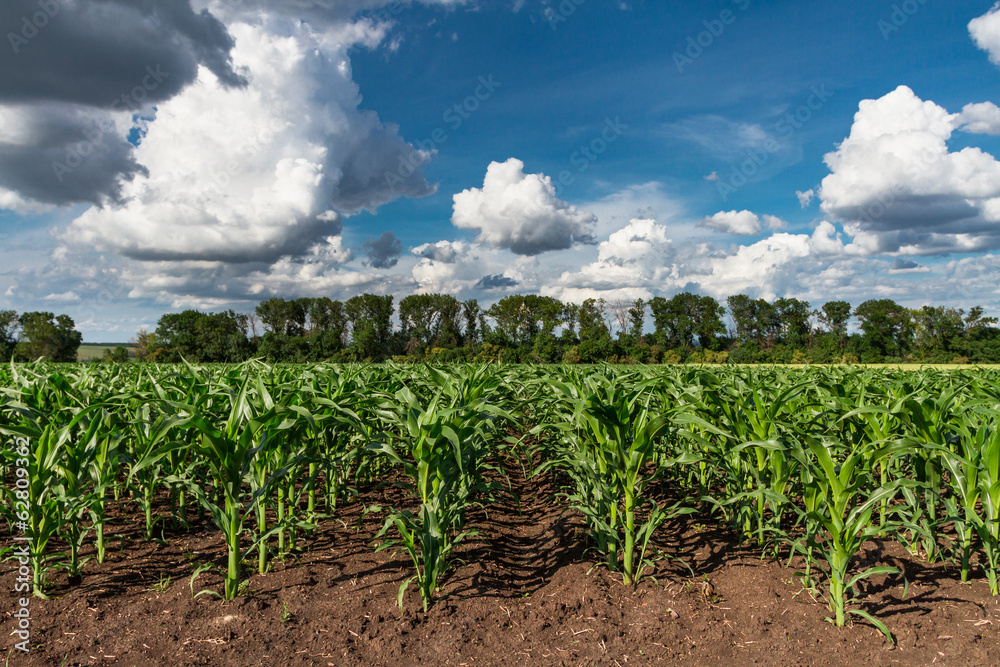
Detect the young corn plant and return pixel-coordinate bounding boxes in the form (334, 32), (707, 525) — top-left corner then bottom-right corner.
(371, 381), (501, 611)
(0, 414), (75, 597)
(790, 436), (920, 640)
(892, 388), (965, 561)
(135, 375), (291, 600)
(677, 370), (810, 552)
(542, 374), (694, 586)
(943, 408), (1000, 594)
(125, 403), (190, 542)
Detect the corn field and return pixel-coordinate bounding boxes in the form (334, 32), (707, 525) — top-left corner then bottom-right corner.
(2, 362), (999, 641)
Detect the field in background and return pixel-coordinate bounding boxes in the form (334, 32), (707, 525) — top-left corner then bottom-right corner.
(76, 344), (134, 362)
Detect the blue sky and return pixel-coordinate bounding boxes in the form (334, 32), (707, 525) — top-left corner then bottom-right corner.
(2, 0), (1000, 339)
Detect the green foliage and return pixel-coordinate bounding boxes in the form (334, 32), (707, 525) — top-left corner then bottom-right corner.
(345, 294), (394, 361)
(371, 366), (507, 610)
(0, 309), (18, 361)
(649, 293), (726, 350)
(15, 312), (82, 362)
(102, 346), (130, 363)
(6, 356), (1000, 643)
(536, 371), (695, 585)
(153, 310), (253, 363)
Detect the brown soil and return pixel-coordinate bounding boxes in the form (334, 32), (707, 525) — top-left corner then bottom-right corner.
(3, 468), (998, 667)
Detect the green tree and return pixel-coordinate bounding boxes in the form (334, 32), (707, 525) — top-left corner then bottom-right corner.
(345, 294), (394, 361)
(726, 295), (779, 347)
(15, 312), (82, 362)
(399, 294), (463, 355)
(200, 311), (252, 362)
(305, 297), (347, 359)
(963, 306), (998, 353)
(817, 301), (852, 349)
(154, 310), (251, 362)
(462, 299), (483, 347)
(650, 293), (725, 350)
(853, 299), (913, 360)
(0, 309), (18, 360)
(577, 298), (614, 362)
(627, 299), (647, 346)
(307, 298), (347, 337)
(774, 297), (812, 348)
(912, 306), (966, 359)
(726, 294), (755, 342)
(486, 295), (564, 350)
(130, 328), (158, 363)
(255, 297), (309, 336)
(102, 346), (130, 363)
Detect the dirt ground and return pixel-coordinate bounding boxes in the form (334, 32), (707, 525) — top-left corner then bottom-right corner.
(2, 468), (998, 667)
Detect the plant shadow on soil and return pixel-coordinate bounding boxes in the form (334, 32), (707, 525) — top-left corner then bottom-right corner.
(2, 464), (999, 666)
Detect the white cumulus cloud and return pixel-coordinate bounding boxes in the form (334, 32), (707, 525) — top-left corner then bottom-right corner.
(819, 85), (1000, 254)
(970, 2), (1000, 67)
(63, 19), (433, 265)
(452, 158), (597, 255)
(698, 210), (787, 235)
(957, 102), (1000, 135)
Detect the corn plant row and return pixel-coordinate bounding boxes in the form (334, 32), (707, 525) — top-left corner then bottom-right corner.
(0, 362), (997, 640)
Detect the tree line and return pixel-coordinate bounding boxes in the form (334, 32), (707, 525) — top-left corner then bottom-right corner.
(5, 293), (999, 365)
(124, 293), (1000, 365)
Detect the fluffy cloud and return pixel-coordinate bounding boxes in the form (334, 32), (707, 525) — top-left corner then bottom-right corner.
(410, 241), (516, 295)
(0, 103), (145, 206)
(696, 233), (816, 300)
(61, 19), (433, 264)
(957, 102), (1000, 135)
(698, 210), (787, 235)
(545, 218), (684, 302)
(412, 240), (471, 264)
(0, 0), (243, 107)
(819, 85), (1000, 254)
(364, 231), (402, 269)
(0, 0), (247, 206)
(970, 2), (1000, 66)
(452, 158), (597, 255)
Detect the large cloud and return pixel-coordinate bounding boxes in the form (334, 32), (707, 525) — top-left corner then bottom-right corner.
(0, 0), (246, 206)
(818, 85), (1000, 254)
(0, 103), (144, 207)
(452, 158), (597, 255)
(61, 18), (434, 264)
(1, 0), (243, 107)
